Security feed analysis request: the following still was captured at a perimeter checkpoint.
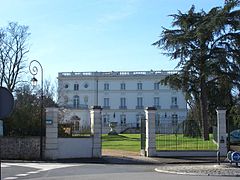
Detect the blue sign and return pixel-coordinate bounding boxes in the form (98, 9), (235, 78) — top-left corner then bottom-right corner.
(231, 152), (240, 162)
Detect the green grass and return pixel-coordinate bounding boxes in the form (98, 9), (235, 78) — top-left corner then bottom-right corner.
(102, 133), (217, 152)
(102, 134), (140, 152)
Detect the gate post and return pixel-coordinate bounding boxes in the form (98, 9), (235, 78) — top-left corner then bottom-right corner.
(140, 115), (146, 156)
(90, 106), (102, 158)
(45, 107), (59, 160)
(145, 107), (156, 157)
(216, 107), (227, 156)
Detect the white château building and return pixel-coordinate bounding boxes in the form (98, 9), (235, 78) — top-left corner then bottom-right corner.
(58, 70), (187, 133)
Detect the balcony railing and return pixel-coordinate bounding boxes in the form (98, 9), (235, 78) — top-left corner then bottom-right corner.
(63, 104), (89, 110)
(119, 106), (127, 109)
(136, 106), (144, 109)
(103, 106), (110, 109)
(154, 105), (161, 109)
(170, 105), (179, 109)
(59, 70), (178, 77)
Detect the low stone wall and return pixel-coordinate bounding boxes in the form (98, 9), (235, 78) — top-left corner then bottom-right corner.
(58, 138), (93, 158)
(0, 137), (40, 160)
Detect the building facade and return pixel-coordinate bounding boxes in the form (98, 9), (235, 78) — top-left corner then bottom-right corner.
(58, 70), (187, 133)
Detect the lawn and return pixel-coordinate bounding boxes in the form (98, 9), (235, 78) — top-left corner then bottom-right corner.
(102, 134), (140, 152)
(102, 134), (217, 152)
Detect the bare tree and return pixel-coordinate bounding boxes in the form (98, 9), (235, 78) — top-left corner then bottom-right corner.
(44, 79), (55, 99)
(0, 22), (30, 92)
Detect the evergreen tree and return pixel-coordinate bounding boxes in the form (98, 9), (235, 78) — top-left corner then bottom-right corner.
(153, 0), (240, 140)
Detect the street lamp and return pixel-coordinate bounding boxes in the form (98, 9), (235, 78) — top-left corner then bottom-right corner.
(29, 60), (44, 160)
(31, 77), (38, 87)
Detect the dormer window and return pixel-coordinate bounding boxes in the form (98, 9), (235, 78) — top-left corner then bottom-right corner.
(120, 83), (126, 90)
(154, 82), (159, 90)
(74, 84), (79, 91)
(104, 83), (109, 90)
(137, 83), (142, 90)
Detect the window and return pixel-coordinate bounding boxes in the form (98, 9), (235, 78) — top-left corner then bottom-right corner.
(137, 82), (142, 90)
(154, 97), (160, 107)
(103, 114), (110, 125)
(155, 113), (161, 127)
(104, 98), (110, 108)
(171, 114), (178, 125)
(171, 97), (178, 109)
(65, 84), (69, 89)
(104, 83), (109, 90)
(74, 84), (79, 91)
(84, 96), (88, 104)
(73, 121), (80, 132)
(120, 83), (126, 90)
(73, 95), (79, 108)
(120, 114), (126, 125)
(137, 97), (143, 108)
(120, 97), (126, 109)
(171, 97), (177, 105)
(154, 82), (159, 90)
(136, 114), (143, 128)
(164, 112), (167, 118)
(64, 96), (68, 104)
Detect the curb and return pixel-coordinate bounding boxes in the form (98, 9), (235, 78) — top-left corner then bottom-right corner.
(155, 168), (201, 176)
(154, 164), (240, 177)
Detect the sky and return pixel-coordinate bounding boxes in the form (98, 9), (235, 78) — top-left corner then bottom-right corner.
(0, 0), (226, 81)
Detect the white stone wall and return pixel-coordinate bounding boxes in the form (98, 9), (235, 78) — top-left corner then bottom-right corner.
(145, 107), (157, 157)
(90, 106), (102, 158)
(45, 107), (102, 159)
(58, 138), (93, 158)
(45, 107), (59, 160)
(216, 108), (227, 156)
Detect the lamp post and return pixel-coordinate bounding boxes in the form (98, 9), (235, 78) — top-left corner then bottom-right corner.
(29, 60), (43, 160)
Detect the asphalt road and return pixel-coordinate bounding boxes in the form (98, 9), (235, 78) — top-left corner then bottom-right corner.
(1, 162), (240, 180)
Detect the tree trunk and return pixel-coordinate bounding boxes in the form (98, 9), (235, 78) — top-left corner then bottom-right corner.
(200, 76), (209, 140)
(195, 99), (202, 134)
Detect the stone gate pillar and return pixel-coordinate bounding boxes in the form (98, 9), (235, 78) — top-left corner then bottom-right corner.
(216, 107), (227, 156)
(45, 107), (59, 160)
(145, 107), (156, 157)
(90, 106), (102, 158)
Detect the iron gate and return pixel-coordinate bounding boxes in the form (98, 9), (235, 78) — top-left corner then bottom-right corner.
(140, 116), (146, 154)
(228, 108), (240, 151)
(155, 119), (217, 151)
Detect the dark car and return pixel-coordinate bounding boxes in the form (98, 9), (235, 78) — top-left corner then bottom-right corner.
(230, 129), (240, 144)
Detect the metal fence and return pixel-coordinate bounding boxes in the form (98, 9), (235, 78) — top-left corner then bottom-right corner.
(101, 122), (140, 134)
(156, 120), (217, 151)
(229, 112), (240, 151)
(140, 117), (146, 151)
(58, 123), (91, 137)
